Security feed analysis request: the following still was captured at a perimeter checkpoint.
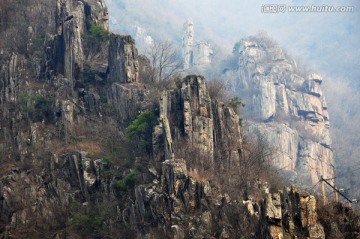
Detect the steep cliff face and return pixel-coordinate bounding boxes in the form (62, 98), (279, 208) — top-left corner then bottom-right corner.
(0, 0), (351, 238)
(109, 34), (140, 83)
(126, 76), (326, 239)
(182, 19), (213, 70)
(225, 37), (334, 185)
(259, 187), (325, 239)
(153, 75), (241, 171)
(182, 19), (194, 70)
(0, 0), (147, 237)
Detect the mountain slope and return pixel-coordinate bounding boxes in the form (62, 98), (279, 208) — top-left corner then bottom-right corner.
(222, 36), (334, 187)
(0, 0), (358, 238)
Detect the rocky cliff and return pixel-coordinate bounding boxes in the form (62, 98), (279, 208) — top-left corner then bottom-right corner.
(153, 75), (242, 172)
(0, 0), (355, 238)
(123, 75), (327, 239)
(182, 19), (213, 71)
(0, 0), (146, 237)
(224, 37), (334, 186)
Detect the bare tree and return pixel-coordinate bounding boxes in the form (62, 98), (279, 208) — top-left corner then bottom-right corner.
(146, 40), (182, 82)
(207, 79), (227, 100)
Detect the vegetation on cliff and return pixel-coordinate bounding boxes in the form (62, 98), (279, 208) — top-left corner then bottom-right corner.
(0, 0), (359, 238)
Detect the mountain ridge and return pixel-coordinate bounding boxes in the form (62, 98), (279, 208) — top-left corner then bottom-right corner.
(0, 0), (358, 238)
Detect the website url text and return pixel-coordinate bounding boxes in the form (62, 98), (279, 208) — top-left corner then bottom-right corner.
(261, 5), (354, 13)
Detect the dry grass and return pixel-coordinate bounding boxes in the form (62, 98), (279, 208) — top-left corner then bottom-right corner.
(51, 140), (105, 157)
(188, 168), (209, 183)
(0, 161), (17, 176)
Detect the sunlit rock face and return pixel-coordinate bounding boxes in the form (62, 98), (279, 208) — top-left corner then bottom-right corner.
(225, 37), (334, 185)
(132, 25), (154, 50)
(182, 18), (194, 70)
(153, 75), (242, 170)
(260, 188), (325, 239)
(182, 19), (213, 70)
(0, 0), (336, 238)
(193, 41), (213, 67)
(109, 34), (140, 83)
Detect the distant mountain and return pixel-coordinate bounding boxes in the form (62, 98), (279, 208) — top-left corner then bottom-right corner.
(106, 0), (360, 203)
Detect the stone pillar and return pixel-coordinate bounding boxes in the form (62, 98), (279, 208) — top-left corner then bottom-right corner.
(109, 34), (140, 83)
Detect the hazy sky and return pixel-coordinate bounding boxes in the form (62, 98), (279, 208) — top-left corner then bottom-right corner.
(106, 0), (360, 84)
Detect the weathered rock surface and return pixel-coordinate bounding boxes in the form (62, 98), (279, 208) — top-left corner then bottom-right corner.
(182, 18), (194, 70)
(106, 82), (148, 124)
(0, 151), (106, 237)
(109, 34), (140, 83)
(153, 75), (241, 170)
(259, 187), (325, 239)
(0, 0), (349, 238)
(226, 37), (334, 185)
(0, 1), (145, 236)
(182, 19), (213, 70)
(249, 123), (298, 171)
(124, 153), (327, 239)
(60, 0), (85, 81)
(83, 0), (109, 29)
(181, 76), (215, 164)
(121, 158), (214, 237)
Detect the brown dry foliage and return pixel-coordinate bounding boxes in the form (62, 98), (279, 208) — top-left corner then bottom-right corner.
(173, 130), (285, 202)
(52, 140), (104, 156)
(0, 0), (11, 11)
(317, 202), (360, 239)
(207, 79), (227, 101)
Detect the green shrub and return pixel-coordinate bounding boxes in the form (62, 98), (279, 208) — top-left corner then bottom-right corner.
(125, 111), (158, 154)
(69, 135), (82, 143)
(18, 93), (54, 122)
(227, 96), (245, 111)
(113, 170), (138, 193)
(102, 156), (112, 164)
(31, 95), (53, 116)
(88, 23), (110, 43)
(68, 213), (103, 236)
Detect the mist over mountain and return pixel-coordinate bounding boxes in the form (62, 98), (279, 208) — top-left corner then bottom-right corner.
(1, 0), (360, 237)
(106, 0), (360, 84)
(106, 0), (360, 196)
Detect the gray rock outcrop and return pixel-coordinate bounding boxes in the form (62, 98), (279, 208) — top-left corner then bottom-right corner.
(153, 75), (242, 171)
(0, 0), (347, 238)
(108, 34), (140, 83)
(182, 19), (213, 70)
(259, 187), (325, 239)
(226, 37), (334, 185)
(182, 18), (194, 70)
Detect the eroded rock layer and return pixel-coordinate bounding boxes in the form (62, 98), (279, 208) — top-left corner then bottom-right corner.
(0, 0), (343, 238)
(225, 38), (334, 185)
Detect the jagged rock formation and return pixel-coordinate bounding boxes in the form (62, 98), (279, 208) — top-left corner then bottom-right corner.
(0, 151), (104, 238)
(182, 19), (213, 70)
(131, 25), (154, 52)
(182, 18), (194, 70)
(0, 0), (147, 237)
(153, 75), (242, 171)
(126, 76), (327, 238)
(0, 0), (353, 238)
(109, 34), (140, 83)
(225, 37), (334, 185)
(260, 187), (325, 239)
